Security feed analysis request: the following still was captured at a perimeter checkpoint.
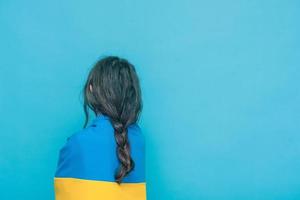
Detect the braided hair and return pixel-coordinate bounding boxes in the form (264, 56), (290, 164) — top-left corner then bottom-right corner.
(82, 56), (142, 184)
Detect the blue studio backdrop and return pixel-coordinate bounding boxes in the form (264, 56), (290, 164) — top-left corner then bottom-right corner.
(0, 0), (299, 199)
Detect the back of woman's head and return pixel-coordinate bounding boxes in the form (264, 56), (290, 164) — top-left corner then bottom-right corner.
(82, 56), (143, 184)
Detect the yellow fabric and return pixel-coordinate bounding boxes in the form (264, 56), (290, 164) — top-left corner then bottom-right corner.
(54, 177), (146, 200)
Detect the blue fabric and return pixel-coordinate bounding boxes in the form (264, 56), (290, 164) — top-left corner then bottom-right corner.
(55, 114), (145, 183)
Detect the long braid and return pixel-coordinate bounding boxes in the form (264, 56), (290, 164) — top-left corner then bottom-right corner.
(111, 119), (135, 184)
(112, 73), (137, 184)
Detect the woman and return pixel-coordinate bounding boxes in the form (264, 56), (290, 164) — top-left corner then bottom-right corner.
(54, 56), (146, 200)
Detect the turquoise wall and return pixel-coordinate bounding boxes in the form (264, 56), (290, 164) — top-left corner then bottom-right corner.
(0, 0), (299, 199)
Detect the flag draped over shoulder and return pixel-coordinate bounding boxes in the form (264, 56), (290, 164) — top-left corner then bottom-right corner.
(54, 114), (146, 200)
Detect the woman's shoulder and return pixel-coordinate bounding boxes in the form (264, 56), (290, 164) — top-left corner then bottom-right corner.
(55, 126), (114, 176)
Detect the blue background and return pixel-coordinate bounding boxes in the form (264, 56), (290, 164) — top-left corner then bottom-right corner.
(0, 0), (299, 199)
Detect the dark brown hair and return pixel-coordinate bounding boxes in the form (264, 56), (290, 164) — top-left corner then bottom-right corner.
(82, 56), (142, 184)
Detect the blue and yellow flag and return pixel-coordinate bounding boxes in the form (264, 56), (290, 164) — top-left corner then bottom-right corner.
(54, 114), (146, 200)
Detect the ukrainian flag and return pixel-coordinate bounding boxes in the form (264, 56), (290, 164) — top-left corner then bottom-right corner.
(54, 115), (146, 200)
